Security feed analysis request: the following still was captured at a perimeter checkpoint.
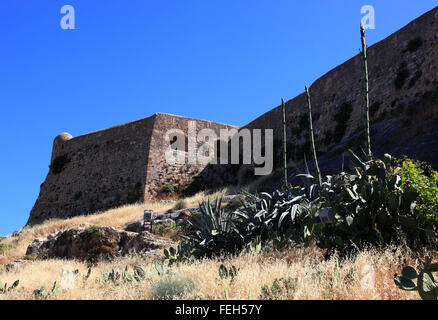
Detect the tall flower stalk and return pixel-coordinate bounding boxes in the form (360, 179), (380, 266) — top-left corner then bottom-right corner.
(282, 98), (288, 188)
(361, 23), (372, 160)
(305, 86), (322, 187)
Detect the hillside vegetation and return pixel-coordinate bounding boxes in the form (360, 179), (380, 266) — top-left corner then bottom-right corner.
(2, 19), (438, 301)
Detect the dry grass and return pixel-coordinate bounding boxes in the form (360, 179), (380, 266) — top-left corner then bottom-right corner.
(0, 188), (232, 263)
(0, 186), (433, 300)
(0, 244), (428, 300)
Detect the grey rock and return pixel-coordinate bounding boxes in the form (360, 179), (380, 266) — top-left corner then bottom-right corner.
(124, 219), (144, 233)
(25, 237), (47, 256)
(25, 226), (175, 261)
(5, 259), (27, 273)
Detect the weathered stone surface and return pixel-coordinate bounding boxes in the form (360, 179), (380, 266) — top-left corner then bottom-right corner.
(121, 231), (173, 256)
(26, 226), (174, 261)
(241, 6), (438, 186)
(124, 219), (144, 233)
(4, 259), (28, 273)
(25, 237), (48, 256)
(28, 114), (238, 226)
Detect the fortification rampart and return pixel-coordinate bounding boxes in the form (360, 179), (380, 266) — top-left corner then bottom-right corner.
(28, 6), (438, 225)
(28, 113), (237, 225)
(243, 6), (438, 173)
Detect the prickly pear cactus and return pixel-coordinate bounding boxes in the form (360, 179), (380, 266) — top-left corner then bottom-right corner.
(394, 259), (438, 300)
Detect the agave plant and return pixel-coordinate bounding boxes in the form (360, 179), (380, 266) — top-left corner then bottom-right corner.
(181, 198), (244, 257)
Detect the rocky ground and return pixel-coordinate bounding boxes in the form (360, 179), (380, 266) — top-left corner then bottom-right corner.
(3, 194), (243, 272)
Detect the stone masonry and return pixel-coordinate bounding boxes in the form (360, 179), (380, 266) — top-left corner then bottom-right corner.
(28, 114), (237, 225)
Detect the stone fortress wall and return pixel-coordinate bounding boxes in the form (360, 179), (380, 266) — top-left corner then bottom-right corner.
(28, 6), (438, 225)
(242, 6), (438, 176)
(28, 114), (237, 225)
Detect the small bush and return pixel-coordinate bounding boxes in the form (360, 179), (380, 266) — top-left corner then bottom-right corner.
(0, 242), (10, 254)
(152, 276), (195, 300)
(162, 184), (187, 197)
(153, 222), (181, 236)
(80, 226), (103, 240)
(399, 159), (438, 225)
(173, 199), (187, 210)
(50, 155), (70, 174)
(162, 185), (175, 196)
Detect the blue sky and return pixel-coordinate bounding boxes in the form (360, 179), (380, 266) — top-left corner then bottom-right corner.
(0, 0), (436, 235)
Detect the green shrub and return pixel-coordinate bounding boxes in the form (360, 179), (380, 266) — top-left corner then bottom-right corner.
(162, 184), (187, 197)
(50, 155), (70, 174)
(399, 159), (438, 225)
(152, 276), (195, 300)
(153, 221), (181, 236)
(0, 242), (9, 254)
(162, 185), (175, 196)
(80, 226), (103, 240)
(173, 199), (187, 210)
